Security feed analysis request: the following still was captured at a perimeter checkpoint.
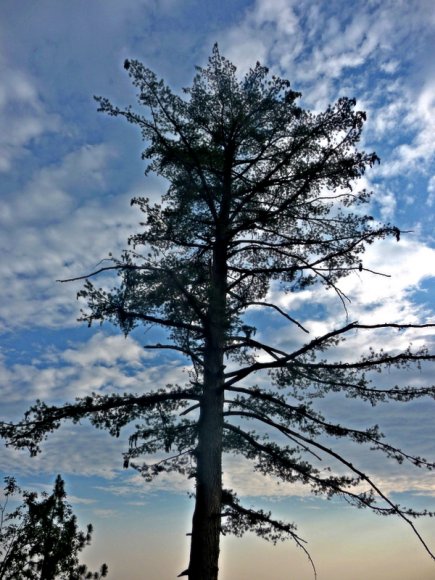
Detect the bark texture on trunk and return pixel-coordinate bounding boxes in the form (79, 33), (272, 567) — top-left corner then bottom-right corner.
(187, 226), (228, 580)
(187, 380), (224, 580)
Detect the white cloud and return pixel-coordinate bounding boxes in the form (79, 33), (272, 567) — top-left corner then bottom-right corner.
(0, 331), (192, 485)
(219, 0), (302, 75)
(221, 456), (435, 500)
(400, 82), (435, 162)
(0, 423), (125, 480)
(0, 331), (189, 407)
(91, 508), (119, 518)
(374, 188), (397, 221)
(368, 91), (410, 140)
(96, 471), (194, 497)
(271, 236), (435, 321)
(223, 454), (310, 498)
(0, 144), (142, 331)
(377, 81), (435, 177)
(61, 333), (148, 367)
(1, 144), (116, 228)
(243, 0), (432, 79)
(340, 237), (435, 315)
(0, 65), (59, 172)
(427, 176), (435, 207)
(219, 0), (435, 180)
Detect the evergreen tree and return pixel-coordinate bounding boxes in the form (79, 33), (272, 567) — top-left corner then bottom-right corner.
(0, 475), (108, 579)
(1, 46), (434, 579)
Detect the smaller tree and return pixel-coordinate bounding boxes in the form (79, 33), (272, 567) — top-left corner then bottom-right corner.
(0, 474), (108, 580)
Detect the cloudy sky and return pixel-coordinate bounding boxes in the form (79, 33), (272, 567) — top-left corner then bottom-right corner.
(1, 0), (435, 578)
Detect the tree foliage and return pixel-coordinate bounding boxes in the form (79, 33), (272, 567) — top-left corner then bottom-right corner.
(0, 475), (108, 580)
(1, 46), (435, 579)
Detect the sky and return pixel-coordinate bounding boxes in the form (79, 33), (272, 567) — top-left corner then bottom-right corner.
(1, 0), (435, 578)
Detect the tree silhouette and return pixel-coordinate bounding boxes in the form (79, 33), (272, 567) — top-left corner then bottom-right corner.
(0, 475), (108, 579)
(1, 46), (434, 579)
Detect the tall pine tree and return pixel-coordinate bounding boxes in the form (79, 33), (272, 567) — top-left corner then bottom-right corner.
(2, 46), (434, 579)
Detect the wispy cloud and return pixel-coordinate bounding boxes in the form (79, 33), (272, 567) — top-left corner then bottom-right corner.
(0, 64), (59, 172)
(0, 145), (142, 331)
(1, 332), (188, 408)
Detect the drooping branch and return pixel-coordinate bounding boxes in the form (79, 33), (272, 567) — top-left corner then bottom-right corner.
(224, 397), (322, 460)
(85, 304), (204, 335)
(238, 301), (309, 333)
(224, 421), (361, 495)
(128, 447), (196, 481)
(225, 323), (435, 385)
(224, 421), (429, 521)
(286, 365), (435, 403)
(0, 390), (200, 456)
(221, 488), (317, 578)
(225, 336), (289, 359)
(224, 412), (435, 560)
(225, 387), (435, 468)
(60, 262), (208, 325)
(57, 264), (137, 283)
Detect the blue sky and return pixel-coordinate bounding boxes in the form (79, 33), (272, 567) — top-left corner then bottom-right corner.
(1, 0), (435, 578)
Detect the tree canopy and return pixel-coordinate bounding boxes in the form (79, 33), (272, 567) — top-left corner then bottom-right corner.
(0, 475), (108, 580)
(1, 45), (434, 579)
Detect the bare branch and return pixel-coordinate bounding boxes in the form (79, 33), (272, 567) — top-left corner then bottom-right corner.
(144, 343), (203, 366)
(57, 264), (136, 283)
(243, 301), (309, 333)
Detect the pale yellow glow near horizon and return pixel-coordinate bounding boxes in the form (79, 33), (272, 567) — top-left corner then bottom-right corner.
(80, 506), (435, 579)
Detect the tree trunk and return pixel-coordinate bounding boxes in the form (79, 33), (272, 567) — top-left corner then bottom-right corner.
(187, 375), (224, 580)
(187, 231), (228, 580)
